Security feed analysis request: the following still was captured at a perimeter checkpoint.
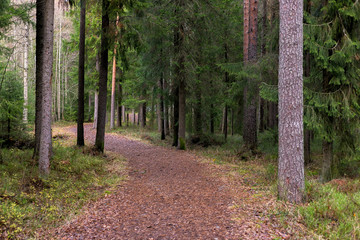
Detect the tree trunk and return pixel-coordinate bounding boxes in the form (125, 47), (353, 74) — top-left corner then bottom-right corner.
(35, 0), (55, 175)
(320, 140), (333, 183)
(95, 0), (110, 152)
(23, 23), (29, 124)
(164, 79), (169, 135)
(172, 86), (179, 146)
(57, 15), (62, 121)
(93, 91), (98, 129)
(159, 75), (165, 140)
(242, 0), (258, 150)
(117, 71), (122, 127)
(278, 0), (304, 203)
(110, 53), (116, 129)
(77, 0), (86, 146)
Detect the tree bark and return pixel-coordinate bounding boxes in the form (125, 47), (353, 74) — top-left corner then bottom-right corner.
(320, 140), (333, 183)
(23, 23), (29, 124)
(117, 70), (122, 127)
(110, 53), (116, 129)
(242, 0), (258, 150)
(95, 0), (110, 152)
(57, 15), (62, 121)
(172, 86), (179, 146)
(159, 74), (165, 139)
(77, 0), (86, 146)
(278, 0), (304, 203)
(35, 0), (55, 175)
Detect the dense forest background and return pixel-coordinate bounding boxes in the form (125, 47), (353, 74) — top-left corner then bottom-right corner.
(1, 0), (360, 238)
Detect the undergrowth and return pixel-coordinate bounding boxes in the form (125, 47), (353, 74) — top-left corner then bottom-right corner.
(0, 129), (127, 239)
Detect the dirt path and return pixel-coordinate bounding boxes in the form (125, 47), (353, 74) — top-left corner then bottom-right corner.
(51, 125), (286, 239)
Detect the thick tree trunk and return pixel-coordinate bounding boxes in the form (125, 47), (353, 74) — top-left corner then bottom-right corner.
(77, 0), (86, 146)
(320, 141), (333, 183)
(110, 53), (116, 129)
(278, 0), (304, 203)
(242, 0), (258, 150)
(95, 0), (110, 152)
(35, 0), (55, 175)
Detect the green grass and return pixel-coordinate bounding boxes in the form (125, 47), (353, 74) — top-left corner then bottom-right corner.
(300, 179), (360, 240)
(0, 132), (127, 239)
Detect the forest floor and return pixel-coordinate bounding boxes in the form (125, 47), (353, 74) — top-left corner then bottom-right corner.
(46, 124), (311, 240)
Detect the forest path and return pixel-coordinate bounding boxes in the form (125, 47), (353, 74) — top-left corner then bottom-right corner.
(52, 124), (286, 239)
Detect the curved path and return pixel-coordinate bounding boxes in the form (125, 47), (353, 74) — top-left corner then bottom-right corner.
(52, 125), (280, 239)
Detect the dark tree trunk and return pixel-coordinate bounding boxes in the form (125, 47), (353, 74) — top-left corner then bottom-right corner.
(224, 43), (229, 141)
(194, 74), (202, 136)
(321, 140), (333, 183)
(35, 0), (55, 175)
(278, 0), (304, 203)
(242, 0), (258, 150)
(160, 75), (165, 140)
(77, 0), (86, 147)
(172, 86), (179, 147)
(95, 0), (109, 152)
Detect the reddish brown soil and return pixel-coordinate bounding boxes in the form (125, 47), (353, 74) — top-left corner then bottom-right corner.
(50, 125), (291, 239)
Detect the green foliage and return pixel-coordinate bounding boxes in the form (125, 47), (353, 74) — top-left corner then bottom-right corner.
(300, 180), (360, 239)
(0, 136), (127, 238)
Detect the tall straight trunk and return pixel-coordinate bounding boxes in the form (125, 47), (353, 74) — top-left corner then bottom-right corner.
(150, 87), (155, 129)
(223, 106), (228, 140)
(172, 86), (179, 146)
(117, 70), (122, 127)
(35, 0), (55, 175)
(278, 0), (304, 203)
(77, 0), (86, 146)
(242, 0), (258, 150)
(110, 53), (116, 129)
(132, 109), (136, 124)
(223, 43), (229, 141)
(57, 15), (62, 121)
(194, 74), (202, 136)
(142, 102), (147, 127)
(95, 0), (110, 152)
(23, 23), (29, 124)
(93, 91), (98, 128)
(164, 79), (170, 135)
(321, 141), (333, 183)
(304, 0), (312, 165)
(160, 74), (165, 140)
(175, 4), (186, 150)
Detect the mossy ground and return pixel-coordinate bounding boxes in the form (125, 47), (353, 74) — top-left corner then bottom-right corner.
(0, 124), (127, 239)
